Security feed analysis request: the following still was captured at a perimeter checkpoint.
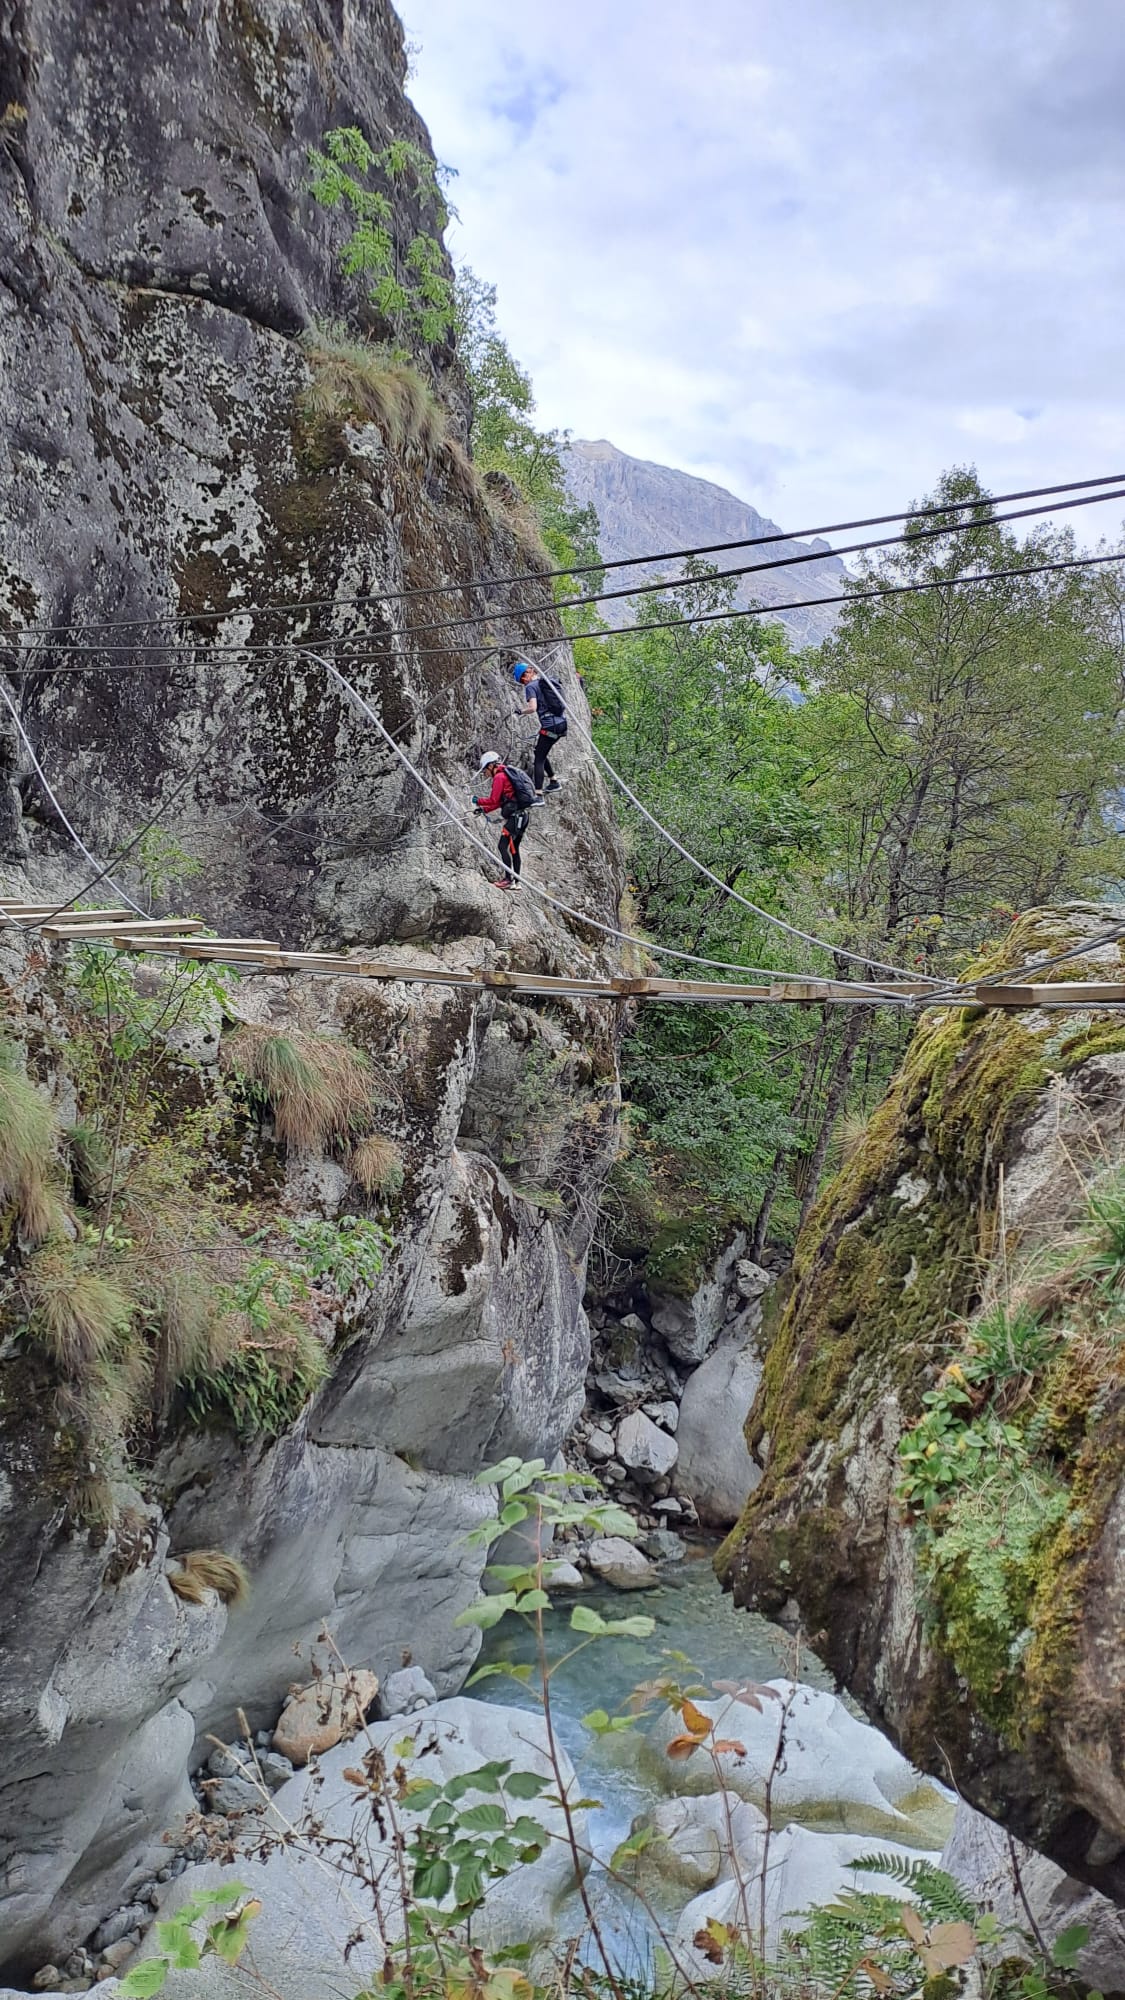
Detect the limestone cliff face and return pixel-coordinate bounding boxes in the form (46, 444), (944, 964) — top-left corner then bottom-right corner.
(0, 0), (625, 1976)
(718, 907), (1125, 1906)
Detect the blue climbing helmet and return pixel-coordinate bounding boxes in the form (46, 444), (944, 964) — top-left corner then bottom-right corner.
(512, 659), (534, 683)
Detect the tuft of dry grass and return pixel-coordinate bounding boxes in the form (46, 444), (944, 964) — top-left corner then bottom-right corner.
(16, 1173), (75, 1246)
(70, 1470), (116, 1529)
(350, 1132), (404, 1196)
(21, 1244), (135, 1375)
(169, 1548), (251, 1607)
(300, 324), (448, 461)
(223, 1024), (373, 1153)
(0, 1044), (61, 1219)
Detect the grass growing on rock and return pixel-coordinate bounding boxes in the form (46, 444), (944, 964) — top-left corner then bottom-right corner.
(222, 1023), (374, 1152)
(299, 323), (448, 460)
(0, 1040), (71, 1243)
(168, 1548), (251, 1607)
(21, 1243), (135, 1376)
(350, 1131), (404, 1195)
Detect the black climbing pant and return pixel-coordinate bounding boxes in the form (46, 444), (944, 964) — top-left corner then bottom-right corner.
(499, 809), (529, 880)
(533, 719), (567, 792)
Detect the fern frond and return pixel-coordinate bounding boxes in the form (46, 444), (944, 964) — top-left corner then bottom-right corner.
(854, 1853), (975, 1922)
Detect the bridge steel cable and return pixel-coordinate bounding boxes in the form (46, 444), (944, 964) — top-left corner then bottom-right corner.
(920, 920), (1125, 1004)
(517, 650), (936, 988)
(12, 467), (1125, 638)
(0, 639), (911, 998)
(12, 545), (1125, 686)
(2, 655), (1120, 1013)
(9, 486), (1125, 668)
(323, 482), (1125, 649)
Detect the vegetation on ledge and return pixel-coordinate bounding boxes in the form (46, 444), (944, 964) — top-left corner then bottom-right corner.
(0, 935), (400, 1514)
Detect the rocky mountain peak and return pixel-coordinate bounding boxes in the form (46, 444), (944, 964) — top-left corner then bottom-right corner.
(563, 438), (847, 648)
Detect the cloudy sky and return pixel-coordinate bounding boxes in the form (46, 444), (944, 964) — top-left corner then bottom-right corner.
(402, 0), (1125, 547)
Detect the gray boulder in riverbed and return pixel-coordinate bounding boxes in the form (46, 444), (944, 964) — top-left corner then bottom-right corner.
(674, 1327), (764, 1525)
(616, 1411), (678, 1482)
(585, 1537), (659, 1589)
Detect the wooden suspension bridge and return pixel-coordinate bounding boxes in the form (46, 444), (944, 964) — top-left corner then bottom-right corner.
(1, 902), (1121, 1011)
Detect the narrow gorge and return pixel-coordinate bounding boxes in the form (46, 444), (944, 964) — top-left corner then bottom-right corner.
(2, 3), (1124, 1997)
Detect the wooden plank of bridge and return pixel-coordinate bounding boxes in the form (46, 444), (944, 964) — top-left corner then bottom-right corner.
(0, 906), (138, 923)
(41, 916), (207, 940)
(969, 982), (1125, 1008)
(123, 936), (281, 951)
(18, 906), (1125, 1008)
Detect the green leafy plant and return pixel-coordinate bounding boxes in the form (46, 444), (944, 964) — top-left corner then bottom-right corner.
(117, 1883), (261, 1997)
(307, 127), (455, 343)
(134, 827), (202, 908)
(180, 1309), (328, 1440)
(277, 1212), (389, 1298)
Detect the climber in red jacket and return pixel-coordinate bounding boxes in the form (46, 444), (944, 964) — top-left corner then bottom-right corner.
(472, 750), (534, 889)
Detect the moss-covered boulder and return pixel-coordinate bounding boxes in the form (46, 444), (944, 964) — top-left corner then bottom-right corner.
(717, 904), (1125, 1905)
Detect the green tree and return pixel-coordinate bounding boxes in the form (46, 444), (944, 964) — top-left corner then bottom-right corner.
(801, 467), (1125, 959)
(763, 467), (1125, 1234)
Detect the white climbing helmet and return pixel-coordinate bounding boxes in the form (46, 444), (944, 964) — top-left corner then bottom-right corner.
(478, 750), (501, 770)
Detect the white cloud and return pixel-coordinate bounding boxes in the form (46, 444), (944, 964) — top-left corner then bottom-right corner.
(402, 0), (1125, 544)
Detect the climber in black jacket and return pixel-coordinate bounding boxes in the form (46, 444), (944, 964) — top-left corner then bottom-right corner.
(513, 660), (567, 800)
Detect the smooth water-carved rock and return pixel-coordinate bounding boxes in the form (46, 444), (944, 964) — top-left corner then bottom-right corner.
(646, 1682), (953, 1847)
(676, 1830), (941, 1963)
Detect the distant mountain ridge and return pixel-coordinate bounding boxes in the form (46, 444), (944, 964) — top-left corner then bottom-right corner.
(563, 439), (847, 649)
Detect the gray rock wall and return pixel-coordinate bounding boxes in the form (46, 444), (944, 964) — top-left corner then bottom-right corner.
(0, 0), (627, 1977)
